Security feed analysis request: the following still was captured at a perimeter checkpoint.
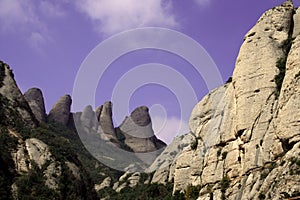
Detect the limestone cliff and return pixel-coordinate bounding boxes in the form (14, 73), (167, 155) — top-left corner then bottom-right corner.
(152, 1), (300, 199)
(0, 1), (299, 199)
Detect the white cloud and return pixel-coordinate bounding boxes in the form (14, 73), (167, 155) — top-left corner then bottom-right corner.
(76, 0), (178, 36)
(152, 115), (189, 144)
(0, 0), (36, 31)
(39, 1), (66, 18)
(28, 32), (48, 53)
(0, 0), (67, 51)
(194, 0), (211, 7)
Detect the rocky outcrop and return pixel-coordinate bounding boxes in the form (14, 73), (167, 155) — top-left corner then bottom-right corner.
(112, 172), (141, 192)
(95, 177), (112, 192)
(146, 133), (194, 183)
(25, 138), (52, 169)
(24, 88), (46, 123)
(130, 106), (151, 126)
(119, 106), (165, 153)
(0, 62), (36, 127)
(48, 95), (72, 125)
(155, 1), (300, 199)
(275, 30), (300, 143)
(44, 162), (62, 190)
(98, 101), (117, 141)
(80, 105), (98, 130)
(95, 105), (103, 120)
(0, 62), (25, 103)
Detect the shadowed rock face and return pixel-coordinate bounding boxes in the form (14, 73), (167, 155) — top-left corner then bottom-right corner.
(48, 95), (72, 125)
(119, 106), (166, 153)
(80, 105), (98, 130)
(95, 105), (103, 121)
(24, 88), (46, 123)
(0, 62), (36, 127)
(99, 101), (115, 136)
(130, 106), (151, 126)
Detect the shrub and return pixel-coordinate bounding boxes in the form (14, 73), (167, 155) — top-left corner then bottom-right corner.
(295, 71), (300, 79)
(101, 181), (179, 200)
(185, 184), (201, 200)
(220, 175), (231, 193)
(226, 77), (232, 84)
(281, 37), (294, 54)
(289, 157), (300, 167)
(217, 149), (221, 157)
(0, 62), (5, 88)
(190, 139), (198, 150)
(16, 162), (58, 200)
(260, 171), (269, 180)
(220, 175), (231, 200)
(222, 151), (228, 160)
(274, 57), (287, 98)
(258, 193), (266, 199)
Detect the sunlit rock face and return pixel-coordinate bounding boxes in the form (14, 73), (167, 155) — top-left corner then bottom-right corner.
(152, 1), (300, 199)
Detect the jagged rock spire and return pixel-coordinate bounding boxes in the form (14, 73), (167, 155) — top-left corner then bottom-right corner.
(24, 88), (46, 123)
(48, 95), (72, 125)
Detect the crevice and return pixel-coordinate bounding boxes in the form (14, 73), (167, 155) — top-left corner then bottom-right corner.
(274, 9), (295, 99)
(249, 111), (262, 141)
(280, 138), (296, 152)
(236, 129), (246, 138)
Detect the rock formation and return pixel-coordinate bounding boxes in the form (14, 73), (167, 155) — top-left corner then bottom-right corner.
(0, 1), (300, 199)
(147, 133), (195, 183)
(119, 106), (165, 153)
(80, 105), (98, 130)
(152, 1), (300, 199)
(98, 101), (117, 141)
(0, 62), (36, 127)
(24, 88), (46, 123)
(47, 94), (72, 125)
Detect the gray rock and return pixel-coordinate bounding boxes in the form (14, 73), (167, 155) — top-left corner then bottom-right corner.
(95, 105), (103, 121)
(0, 63), (36, 127)
(48, 95), (72, 125)
(96, 101), (117, 141)
(24, 88), (46, 122)
(119, 106), (165, 153)
(146, 133), (194, 183)
(130, 106), (151, 126)
(25, 138), (52, 169)
(80, 105), (98, 130)
(95, 177), (112, 192)
(99, 102), (116, 136)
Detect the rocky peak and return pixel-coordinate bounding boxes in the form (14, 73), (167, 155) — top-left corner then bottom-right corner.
(47, 95), (72, 125)
(119, 106), (165, 153)
(233, 0), (294, 133)
(130, 106), (151, 126)
(80, 105), (98, 130)
(0, 62), (36, 127)
(0, 62), (23, 102)
(24, 88), (46, 123)
(98, 101), (115, 136)
(95, 105), (103, 121)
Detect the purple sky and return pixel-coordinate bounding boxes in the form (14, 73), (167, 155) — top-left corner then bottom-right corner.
(0, 0), (298, 143)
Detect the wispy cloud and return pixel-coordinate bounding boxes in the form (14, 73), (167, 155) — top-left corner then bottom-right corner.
(39, 1), (66, 18)
(75, 0), (178, 36)
(194, 0), (211, 7)
(152, 115), (189, 144)
(0, 0), (67, 51)
(0, 0), (36, 31)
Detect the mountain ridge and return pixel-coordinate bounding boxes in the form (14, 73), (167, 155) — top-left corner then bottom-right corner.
(0, 1), (299, 199)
